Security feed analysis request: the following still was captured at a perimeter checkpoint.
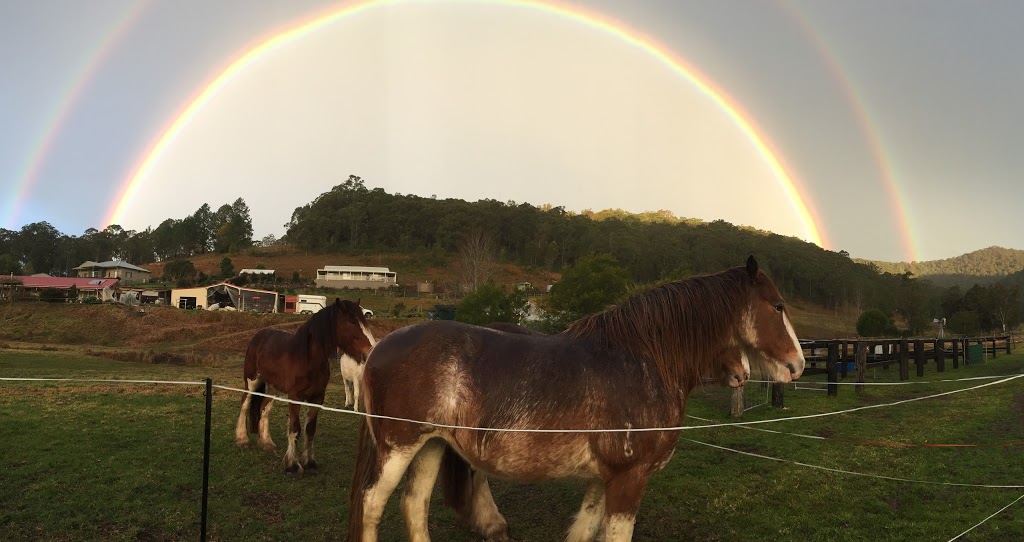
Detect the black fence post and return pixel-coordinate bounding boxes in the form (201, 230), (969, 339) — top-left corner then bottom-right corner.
(935, 339), (945, 373)
(899, 339), (909, 381)
(951, 339), (959, 369)
(914, 340), (926, 377)
(827, 342), (838, 396)
(202, 377), (212, 542)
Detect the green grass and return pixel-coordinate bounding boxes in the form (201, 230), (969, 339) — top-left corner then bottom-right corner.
(1, 351), (1023, 541)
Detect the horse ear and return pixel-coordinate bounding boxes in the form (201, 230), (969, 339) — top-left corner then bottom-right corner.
(356, 298), (361, 307)
(334, 297), (342, 306)
(746, 255), (759, 280)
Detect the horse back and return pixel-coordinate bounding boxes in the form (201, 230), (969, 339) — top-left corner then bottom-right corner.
(364, 321), (676, 427)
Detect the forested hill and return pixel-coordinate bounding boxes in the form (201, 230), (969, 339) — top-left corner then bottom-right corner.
(284, 177), (921, 312)
(856, 246), (1024, 288)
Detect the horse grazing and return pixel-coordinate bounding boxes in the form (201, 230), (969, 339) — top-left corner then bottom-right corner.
(235, 298), (375, 474)
(347, 257), (804, 541)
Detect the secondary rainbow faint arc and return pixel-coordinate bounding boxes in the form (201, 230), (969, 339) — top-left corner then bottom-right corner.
(4, 1), (148, 230)
(105, 0), (830, 249)
(779, 0), (916, 262)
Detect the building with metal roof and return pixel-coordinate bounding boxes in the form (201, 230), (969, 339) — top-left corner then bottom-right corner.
(315, 265), (397, 290)
(73, 260), (152, 285)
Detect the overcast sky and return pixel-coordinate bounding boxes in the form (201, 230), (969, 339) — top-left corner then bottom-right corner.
(2, 0), (1022, 263)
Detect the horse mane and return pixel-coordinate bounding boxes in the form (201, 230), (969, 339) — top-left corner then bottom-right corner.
(564, 266), (752, 393)
(292, 302), (342, 362)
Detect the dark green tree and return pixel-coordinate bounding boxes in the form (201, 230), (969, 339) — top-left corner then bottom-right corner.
(220, 257), (234, 278)
(856, 309), (896, 337)
(455, 283), (529, 326)
(163, 259), (198, 284)
(947, 310), (980, 335)
(544, 254), (629, 330)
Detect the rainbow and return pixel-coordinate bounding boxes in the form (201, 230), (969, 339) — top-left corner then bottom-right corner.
(780, 1), (917, 262)
(3, 1), (149, 230)
(104, 0), (830, 249)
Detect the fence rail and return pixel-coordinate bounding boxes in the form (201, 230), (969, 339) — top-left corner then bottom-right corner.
(768, 335), (1013, 408)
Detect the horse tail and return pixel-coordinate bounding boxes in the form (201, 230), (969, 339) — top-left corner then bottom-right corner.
(246, 378), (266, 435)
(346, 418), (378, 542)
(440, 444), (473, 517)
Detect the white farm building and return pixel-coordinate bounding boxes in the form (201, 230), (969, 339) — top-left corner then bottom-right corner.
(315, 266), (397, 290)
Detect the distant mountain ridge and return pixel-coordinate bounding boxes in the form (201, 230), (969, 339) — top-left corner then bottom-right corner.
(856, 246), (1024, 288)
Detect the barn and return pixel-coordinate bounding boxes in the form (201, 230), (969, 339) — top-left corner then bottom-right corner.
(170, 282), (280, 313)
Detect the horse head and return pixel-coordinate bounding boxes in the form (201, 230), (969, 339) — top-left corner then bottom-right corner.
(737, 256), (805, 383)
(713, 346), (750, 388)
(331, 298), (376, 363)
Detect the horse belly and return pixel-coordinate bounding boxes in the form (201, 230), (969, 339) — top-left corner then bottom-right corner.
(465, 433), (599, 481)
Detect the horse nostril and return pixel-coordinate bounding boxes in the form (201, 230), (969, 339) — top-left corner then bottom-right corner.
(743, 372), (750, 381)
(786, 363), (797, 374)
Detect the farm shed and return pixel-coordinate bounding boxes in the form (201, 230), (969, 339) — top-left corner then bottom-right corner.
(171, 282), (279, 313)
(315, 265), (397, 290)
(10, 276), (120, 302)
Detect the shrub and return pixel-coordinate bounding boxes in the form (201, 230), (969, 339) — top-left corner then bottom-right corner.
(856, 309), (896, 337)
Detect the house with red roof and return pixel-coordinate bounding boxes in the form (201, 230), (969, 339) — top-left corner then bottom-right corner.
(10, 276), (121, 302)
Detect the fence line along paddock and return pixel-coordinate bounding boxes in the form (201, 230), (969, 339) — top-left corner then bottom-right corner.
(761, 334), (1013, 409)
(3, 369), (1023, 541)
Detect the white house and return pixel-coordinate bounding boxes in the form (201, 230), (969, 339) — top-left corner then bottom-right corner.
(315, 266), (397, 290)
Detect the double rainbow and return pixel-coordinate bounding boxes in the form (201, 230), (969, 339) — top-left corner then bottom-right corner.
(100, 0), (829, 248)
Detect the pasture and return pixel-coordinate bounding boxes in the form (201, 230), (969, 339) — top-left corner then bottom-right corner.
(1, 349), (1022, 541)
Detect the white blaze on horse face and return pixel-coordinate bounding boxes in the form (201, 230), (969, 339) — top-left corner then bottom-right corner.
(360, 322), (377, 347)
(782, 311), (805, 376)
(739, 350), (751, 379)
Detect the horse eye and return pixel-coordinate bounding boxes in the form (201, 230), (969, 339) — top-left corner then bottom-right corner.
(773, 303), (784, 312)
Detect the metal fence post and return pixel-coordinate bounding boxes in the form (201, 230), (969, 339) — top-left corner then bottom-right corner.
(201, 377), (212, 542)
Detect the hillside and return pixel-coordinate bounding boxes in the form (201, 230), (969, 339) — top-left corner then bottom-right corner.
(0, 295), (857, 364)
(856, 246), (1024, 288)
(144, 245), (560, 293)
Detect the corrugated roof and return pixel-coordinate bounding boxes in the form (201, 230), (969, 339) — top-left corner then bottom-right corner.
(13, 276), (120, 289)
(239, 269), (275, 274)
(319, 265), (393, 273)
(73, 260), (151, 273)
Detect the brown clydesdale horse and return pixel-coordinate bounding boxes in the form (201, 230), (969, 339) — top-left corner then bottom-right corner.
(347, 257), (804, 541)
(436, 326), (752, 539)
(235, 298), (375, 474)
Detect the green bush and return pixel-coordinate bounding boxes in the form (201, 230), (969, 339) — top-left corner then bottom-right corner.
(455, 283), (528, 326)
(947, 310), (980, 335)
(856, 309), (896, 337)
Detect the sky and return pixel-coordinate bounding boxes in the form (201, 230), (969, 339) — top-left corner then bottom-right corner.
(2, 0), (1022, 263)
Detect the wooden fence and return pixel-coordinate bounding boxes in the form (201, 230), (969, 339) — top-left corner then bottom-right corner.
(758, 335), (1012, 411)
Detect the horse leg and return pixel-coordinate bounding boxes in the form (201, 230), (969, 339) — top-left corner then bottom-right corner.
(360, 440), (424, 542)
(352, 365), (363, 412)
(566, 479), (606, 542)
(301, 396), (323, 473)
(466, 470), (508, 541)
(282, 402), (303, 474)
(343, 376), (354, 409)
(601, 469), (651, 542)
(440, 446), (508, 541)
(257, 395), (275, 450)
(234, 377), (260, 446)
(401, 439), (446, 542)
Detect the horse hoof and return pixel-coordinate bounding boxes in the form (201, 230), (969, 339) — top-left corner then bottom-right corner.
(303, 460), (319, 474)
(284, 463), (303, 476)
(259, 441), (276, 451)
(235, 439), (250, 447)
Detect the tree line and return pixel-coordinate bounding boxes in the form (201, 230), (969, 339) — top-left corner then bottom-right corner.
(0, 198), (256, 276)
(2, 176), (1018, 335)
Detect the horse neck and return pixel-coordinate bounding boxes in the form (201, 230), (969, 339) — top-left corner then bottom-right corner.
(571, 277), (746, 395)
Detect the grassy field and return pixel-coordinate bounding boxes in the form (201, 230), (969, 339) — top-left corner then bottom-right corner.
(1, 347), (1022, 541)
